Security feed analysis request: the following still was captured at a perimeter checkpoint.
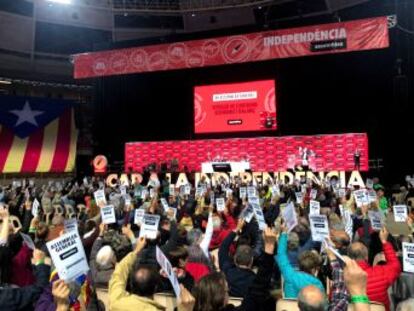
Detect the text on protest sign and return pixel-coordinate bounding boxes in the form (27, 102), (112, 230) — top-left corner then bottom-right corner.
(295, 192), (303, 204)
(402, 242), (414, 273)
(242, 205), (254, 223)
(239, 187), (247, 199)
(252, 203), (266, 230)
(94, 190), (107, 206)
(393, 205), (408, 222)
(32, 198), (40, 218)
(156, 246), (181, 297)
(134, 208), (145, 225)
(309, 215), (329, 242)
(139, 214), (160, 239)
(309, 200), (320, 215)
(216, 198), (226, 212)
(353, 190), (369, 208)
(368, 211), (383, 231)
(282, 202), (297, 233)
(64, 218), (78, 233)
(101, 205), (116, 224)
(46, 232), (89, 281)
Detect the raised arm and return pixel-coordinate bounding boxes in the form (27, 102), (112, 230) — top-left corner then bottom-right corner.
(109, 237), (146, 305)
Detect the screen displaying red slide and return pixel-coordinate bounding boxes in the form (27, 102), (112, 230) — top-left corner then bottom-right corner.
(194, 80), (277, 134)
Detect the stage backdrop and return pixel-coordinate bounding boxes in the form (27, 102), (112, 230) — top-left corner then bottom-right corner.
(125, 133), (368, 173)
(74, 16), (389, 79)
(0, 95), (77, 173)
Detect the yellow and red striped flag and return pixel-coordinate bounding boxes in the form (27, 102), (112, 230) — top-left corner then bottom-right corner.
(0, 95), (77, 173)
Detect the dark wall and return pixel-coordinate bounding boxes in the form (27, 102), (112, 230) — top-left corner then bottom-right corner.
(93, 1), (414, 183)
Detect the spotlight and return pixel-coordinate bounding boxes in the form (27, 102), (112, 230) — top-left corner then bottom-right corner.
(191, 13), (196, 17)
(47, 0), (72, 4)
(0, 80), (12, 85)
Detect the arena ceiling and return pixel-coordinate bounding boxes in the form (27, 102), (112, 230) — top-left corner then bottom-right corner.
(0, 0), (389, 81)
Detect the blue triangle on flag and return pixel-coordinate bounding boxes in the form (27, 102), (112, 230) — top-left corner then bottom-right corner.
(0, 95), (74, 139)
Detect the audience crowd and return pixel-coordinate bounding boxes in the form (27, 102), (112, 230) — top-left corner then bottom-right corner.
(0, 172), (414, 311)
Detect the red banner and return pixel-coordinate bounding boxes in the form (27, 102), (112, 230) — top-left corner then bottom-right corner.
(195, 80), (276, 134)
(125, 133), (369, 173)
(74, 16), (388, 79)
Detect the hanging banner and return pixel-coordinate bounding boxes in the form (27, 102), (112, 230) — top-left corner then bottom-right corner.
(73, 16), (389, 79)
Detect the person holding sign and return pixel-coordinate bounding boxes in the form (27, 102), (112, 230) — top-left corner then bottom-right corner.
(108, 237), (165, 311)
(275, 223), (324, 298)
(347, 227), (401, 311)
(0, 208), (52, 311)
(218, 219), (256, 298)
(191, 227), (277, 311)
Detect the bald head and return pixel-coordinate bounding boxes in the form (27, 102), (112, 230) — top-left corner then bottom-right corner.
(298, 286), (327, 311)
(348, 242), (368, 261)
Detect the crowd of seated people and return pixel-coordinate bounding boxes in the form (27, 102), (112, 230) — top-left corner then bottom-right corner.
(0, 172), (413, 311)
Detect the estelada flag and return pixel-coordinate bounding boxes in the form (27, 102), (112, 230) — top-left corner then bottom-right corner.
(0, 95), (77, 173)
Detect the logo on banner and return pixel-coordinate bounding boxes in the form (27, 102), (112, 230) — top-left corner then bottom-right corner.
(110, 52), (129, 73)
(202, 39), (220, 58)
(93, 58), (108, 75)
(93, 155), (108, 174)
(222, 36), (250, 63)
(168, 43), (187, 63)
(130, 50), (148, 70)
(148, 52), (168, 71)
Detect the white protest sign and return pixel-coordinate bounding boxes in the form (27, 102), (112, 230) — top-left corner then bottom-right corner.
(156, 246), (181, 297)
(160, 198), (169, 212)
(226, 188), (233, 198)
(139, 214), (160, 239)
(20, 232), (35, 250)
(252, 203), (266, 230)
(64, 218), (78, 233)
(32, 199), (40, 218)
(169, 185), (176, 196)
(46, 232), (89, 281)
(309, 200), (320, 215)
(295, 192), (304, 204)
(149, 188), (155, 198)
(337, 188), (346, 198)
(195, 187), (204, 197)
(353, 190), (368, 208)
(366, 179), (374, 189)
(94, 190), (107, 207)
(101, 205), (116, 224)
(209, 191), (215, 203)
(29, 179), (35, 187)
(324, 239), (346, 264)
(242, 205), (254, 223)
(402, 242), (414, 273)
(249, 196), (259, 206)
(216, 198), (225, 212)
(310, 189), (318, 200)
(368, 211), (383, 231)
(309, 215), (329, 242)
(393, 205), (408, 222)
(271, 185), (280, 197)
(83, 177), (88, 186)
(239, 187), (247, 199)
(141, 189), (148, 200)
(247, 186), (256, 199)
(120, 185), (127, 196)
(184, 184), (191, 195)
(282, 202), (297, 233)
(368, 190), (377, 203)
(134, 208), (145, 225)
(98, 181), (104, 189)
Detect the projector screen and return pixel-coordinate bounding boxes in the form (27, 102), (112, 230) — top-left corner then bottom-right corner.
(194, 80), (277, 134)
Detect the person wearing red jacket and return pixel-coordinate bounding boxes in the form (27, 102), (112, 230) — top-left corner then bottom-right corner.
(347, 227), (401, 311)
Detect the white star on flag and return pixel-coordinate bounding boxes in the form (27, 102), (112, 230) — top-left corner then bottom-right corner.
(10, 101), (44, 127)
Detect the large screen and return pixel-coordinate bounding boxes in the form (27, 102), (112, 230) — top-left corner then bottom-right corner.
(194, 80), (277, 134)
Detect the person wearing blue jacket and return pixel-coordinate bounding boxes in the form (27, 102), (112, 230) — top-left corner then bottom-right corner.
(275, 226), (325, 298)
